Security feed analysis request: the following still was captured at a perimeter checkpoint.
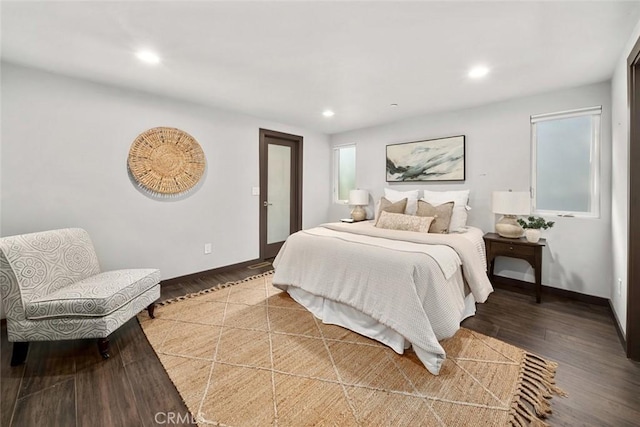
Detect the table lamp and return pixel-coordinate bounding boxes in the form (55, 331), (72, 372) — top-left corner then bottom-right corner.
(492, 191), (530, 238)
(349, 189), (369, 222)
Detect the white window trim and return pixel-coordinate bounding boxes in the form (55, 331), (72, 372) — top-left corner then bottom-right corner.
(530, 106), (601, 218)
(333, 144), (356, 204)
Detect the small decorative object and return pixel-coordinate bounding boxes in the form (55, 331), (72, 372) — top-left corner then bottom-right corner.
(524, 229), (541, 243)
(128, 127), (206, 198)
(386, 135), (465, 182)
(492, 191), (531, 238)
(348, 189), (369, 222)
(517, 216), (555, 243)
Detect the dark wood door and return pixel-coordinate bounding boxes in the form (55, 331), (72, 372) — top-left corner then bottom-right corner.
(259, 129), (303, 259)
(627, 37), (640, 361)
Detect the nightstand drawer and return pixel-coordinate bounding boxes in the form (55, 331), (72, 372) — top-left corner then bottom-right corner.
(490, 241), (536, 258)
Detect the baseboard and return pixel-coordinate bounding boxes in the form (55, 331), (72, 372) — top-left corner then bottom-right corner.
(609, 299), (628, 350)
(490, 275), (609, 306)
(160, 258), (267, 287)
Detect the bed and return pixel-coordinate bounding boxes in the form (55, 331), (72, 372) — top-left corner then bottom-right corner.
(271, 220), (493, 375)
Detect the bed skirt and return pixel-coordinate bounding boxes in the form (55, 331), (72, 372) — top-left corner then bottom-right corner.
(279, 285), (477, 374)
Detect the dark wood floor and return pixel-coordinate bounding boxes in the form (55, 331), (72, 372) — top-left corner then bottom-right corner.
(2, 265), (639, 426)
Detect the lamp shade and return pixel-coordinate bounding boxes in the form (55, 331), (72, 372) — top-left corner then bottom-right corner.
(348, 189), (369, 206)
(492, 191), (530, 215)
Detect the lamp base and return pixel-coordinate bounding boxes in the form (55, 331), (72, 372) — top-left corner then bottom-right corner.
(351, 206), (366, 222)
(495, 215), (523, 238)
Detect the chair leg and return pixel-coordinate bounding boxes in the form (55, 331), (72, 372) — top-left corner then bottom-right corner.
(10, 342), (29, 366)
(97, 337), (110, 359)
(147, 303), (156, 319)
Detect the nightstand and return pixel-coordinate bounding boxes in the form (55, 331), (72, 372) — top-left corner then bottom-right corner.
(483, 232), (546, 303)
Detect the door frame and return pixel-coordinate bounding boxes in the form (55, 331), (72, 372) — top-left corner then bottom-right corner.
(259, 129), (303, 260)
(627, 36), (640, 361)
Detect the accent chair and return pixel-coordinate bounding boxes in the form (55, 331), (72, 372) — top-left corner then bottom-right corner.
(0, 228), (160, 365)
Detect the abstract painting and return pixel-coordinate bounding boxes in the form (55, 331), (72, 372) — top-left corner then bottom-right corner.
(386, 135), (465, 182)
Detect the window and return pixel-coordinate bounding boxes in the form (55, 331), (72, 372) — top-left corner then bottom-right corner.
(531, 106), (601, 217)
(333, 144), (356, 203)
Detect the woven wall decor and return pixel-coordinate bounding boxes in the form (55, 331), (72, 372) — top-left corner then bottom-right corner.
(127, 127), (206, 198)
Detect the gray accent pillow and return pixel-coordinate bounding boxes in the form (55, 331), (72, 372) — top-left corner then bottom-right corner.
(416, 200), (454, 233)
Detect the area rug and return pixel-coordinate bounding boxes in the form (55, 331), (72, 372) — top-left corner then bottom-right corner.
(138, 272), (565, 426)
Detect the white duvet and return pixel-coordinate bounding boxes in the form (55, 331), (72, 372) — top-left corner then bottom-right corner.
(272, 221), (493, 374)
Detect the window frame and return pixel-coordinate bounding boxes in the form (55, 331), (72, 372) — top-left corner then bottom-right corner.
(530, 106), (602, 218)
(333, 144), (356, 204)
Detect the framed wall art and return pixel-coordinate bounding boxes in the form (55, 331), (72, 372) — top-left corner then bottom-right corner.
(386, 135), (465, 182)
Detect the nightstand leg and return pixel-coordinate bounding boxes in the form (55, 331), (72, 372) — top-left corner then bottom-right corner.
(535, 264), (542, 303)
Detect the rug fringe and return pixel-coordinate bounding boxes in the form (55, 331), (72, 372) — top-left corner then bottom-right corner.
(508, 352), (567, 427)
(158, 270), (275, 306)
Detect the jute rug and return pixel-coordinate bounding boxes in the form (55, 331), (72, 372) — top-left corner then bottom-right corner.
(139, 272), (565, 426)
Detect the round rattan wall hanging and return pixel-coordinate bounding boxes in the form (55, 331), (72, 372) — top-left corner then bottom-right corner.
(127, 127), (206, 199)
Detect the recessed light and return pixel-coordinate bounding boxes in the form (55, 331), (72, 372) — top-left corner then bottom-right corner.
(468, 65), (489, 79)
(390, 103), (399, 107)
(136, 50), (161, 65)
(322, 110), (335, 117)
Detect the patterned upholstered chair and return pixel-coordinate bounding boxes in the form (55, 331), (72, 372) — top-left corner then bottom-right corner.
(0, 228), (160, 365)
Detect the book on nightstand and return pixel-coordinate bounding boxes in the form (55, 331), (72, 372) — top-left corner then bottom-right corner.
(340, 218), (354, 223)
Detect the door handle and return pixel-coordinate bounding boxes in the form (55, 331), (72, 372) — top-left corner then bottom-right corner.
(263, 201), (273, 207)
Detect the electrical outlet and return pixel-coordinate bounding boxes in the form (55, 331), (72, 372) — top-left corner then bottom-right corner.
(204, 243), (212, 254)
(617, 278), (622, 296)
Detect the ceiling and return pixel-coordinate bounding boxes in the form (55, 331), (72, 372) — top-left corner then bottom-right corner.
(2, 1), (640, 135)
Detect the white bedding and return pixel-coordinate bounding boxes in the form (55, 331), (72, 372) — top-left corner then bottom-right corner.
(271, 221), (493, 374)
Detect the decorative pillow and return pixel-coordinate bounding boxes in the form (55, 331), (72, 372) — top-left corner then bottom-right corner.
(375, 211), (434, 233)
(384, 188), (420, 215)
(421, 189), (470, 232)
(375, 197), (408, 224)
(416, 200), (454, 233)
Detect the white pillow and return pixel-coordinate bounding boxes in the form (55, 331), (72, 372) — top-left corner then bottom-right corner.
(421, 189), (470, 232)
(384, 188), (420, 215)
(375, 211), (434, 233)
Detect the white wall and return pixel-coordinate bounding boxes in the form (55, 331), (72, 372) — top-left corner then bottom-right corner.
(0, 64), (2, 320)
(331, 82), (613, 298)
(611, 19), (640, 334)
(0, 62), (332, 280)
